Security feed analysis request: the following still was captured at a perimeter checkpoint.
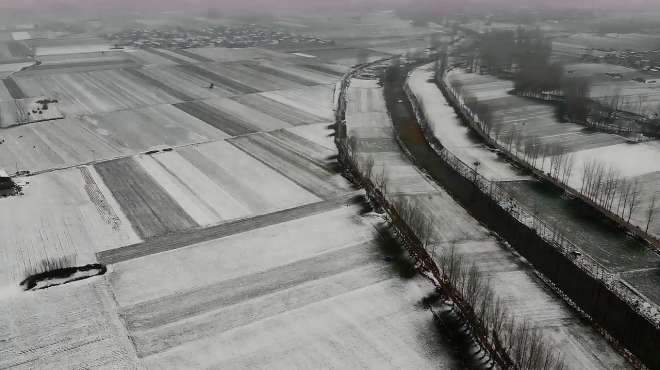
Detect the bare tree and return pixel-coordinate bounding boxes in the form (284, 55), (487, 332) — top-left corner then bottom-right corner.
(646, 191), (657, 233)
(627, 179), (641, 222)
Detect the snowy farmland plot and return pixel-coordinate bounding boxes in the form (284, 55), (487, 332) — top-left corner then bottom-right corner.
(0, 104), (227, 174)
(10, 31), (30, 41)
(259, 84), (336, 121)
(12, 69), (186, 116)
(295, 47), (392, 66)
(16, 56), (141, 76)
(0, 167), (140, 283)
(184, 47), (298, 63)
(79, 137), (324, 241)
(233, 90), (332, 126)
(108, 203), (465, 368)
(35, 44), (115, 57)
(563, 63), (660, 116)
(0, 279), (139, 369)
(204, 61), (317, 91)
(408, 65), (530, 182)
(0, 97), (64, 128)
(345, 79), (440, 194)
(229, 132), (352, 199)
(448, 68), (660, 238)
(556, 33), (660, 52)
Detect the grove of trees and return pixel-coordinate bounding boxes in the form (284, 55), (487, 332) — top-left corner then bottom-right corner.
(471, 28), (599, 124)
(580, 159), (642, 223)
(471, 27), (564, 95)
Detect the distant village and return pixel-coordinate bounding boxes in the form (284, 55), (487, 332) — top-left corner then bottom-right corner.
(107, 24), (335, 49)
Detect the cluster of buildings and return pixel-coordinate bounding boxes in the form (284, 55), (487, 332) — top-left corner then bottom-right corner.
(107, 25), (334, 49)
(582, 49), (660, 76)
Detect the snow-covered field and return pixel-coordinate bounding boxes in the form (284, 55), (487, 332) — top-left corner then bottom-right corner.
(13, 69), (186, 115)
(126, 65), (238, 101)
(0, 279), (139, 369)
(229, 131), (352, 198)
(0, 167), (140, 283)
(16, 57), (140, 77)
(10, 31), (30, 41)
(408, 65), (530, 181)
(0, 61), (34, 75)
(297, 47), (391, 67)
(257, 61), (339, 85)
(290, 52), (316, 58)
(35, 44), (114, 56)
(108, 203), (462, 368)
(556, 33), (660, 52)
(0, 97), (64, 128)
(447, 68), (660, 237)
(201, 62), (306, 92)
(142, 142), (320, 226)
(0, 104), (226, 174)
(126, 49), (181, 66)
(174, 97), (294, 134)
(185, 47), (296, 62)
(346, 79), (439, 195)
(234, 91), (331, 126)
(260, 84), (336, 121)
(560, 63), (660, 116)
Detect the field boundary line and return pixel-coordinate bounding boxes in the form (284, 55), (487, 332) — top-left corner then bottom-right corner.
(97, 191), (363, 265)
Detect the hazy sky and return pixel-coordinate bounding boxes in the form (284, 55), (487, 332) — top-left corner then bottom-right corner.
(1, 0), (658, 12)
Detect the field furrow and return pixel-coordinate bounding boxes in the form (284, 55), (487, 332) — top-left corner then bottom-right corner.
(132, 262), (389, 358)
(144, 47), (191, 64)
(173, 100), (256, 136)
(229, 133), (351, 198)
(96, 192), (357, 265)
(121, 242), (379, 332)
(169, 48), (214, 63)
(301, 63), (347, 77)
(176, 63), (260, 94)
(0, 280), (139, 369)
(94, 157), (198, 239)
(3, 77), (26, 99)
(233, 93), (328, 125)
(152, 151), (251, 220)
(267, 129), (337, 167)
(241, 62), (319, 86)
(123, 68), (194, 102)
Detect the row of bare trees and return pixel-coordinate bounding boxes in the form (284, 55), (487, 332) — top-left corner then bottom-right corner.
(581, 160), (658, 233)
(451, 79), (577, 185)
(392, 197), (566, 370)
(338, 122), (566, 369)
(580, 159), (642, 223)
(437, 246), (566, 370)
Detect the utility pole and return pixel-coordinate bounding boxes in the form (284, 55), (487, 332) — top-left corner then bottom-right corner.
(473, 160), (481, 183)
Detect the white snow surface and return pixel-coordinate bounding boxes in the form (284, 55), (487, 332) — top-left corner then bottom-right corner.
(290, 52), (317, 58)
(36, 44), (114, 56)
(10, 31), (31, 41)
(408, 65), (528, 181)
